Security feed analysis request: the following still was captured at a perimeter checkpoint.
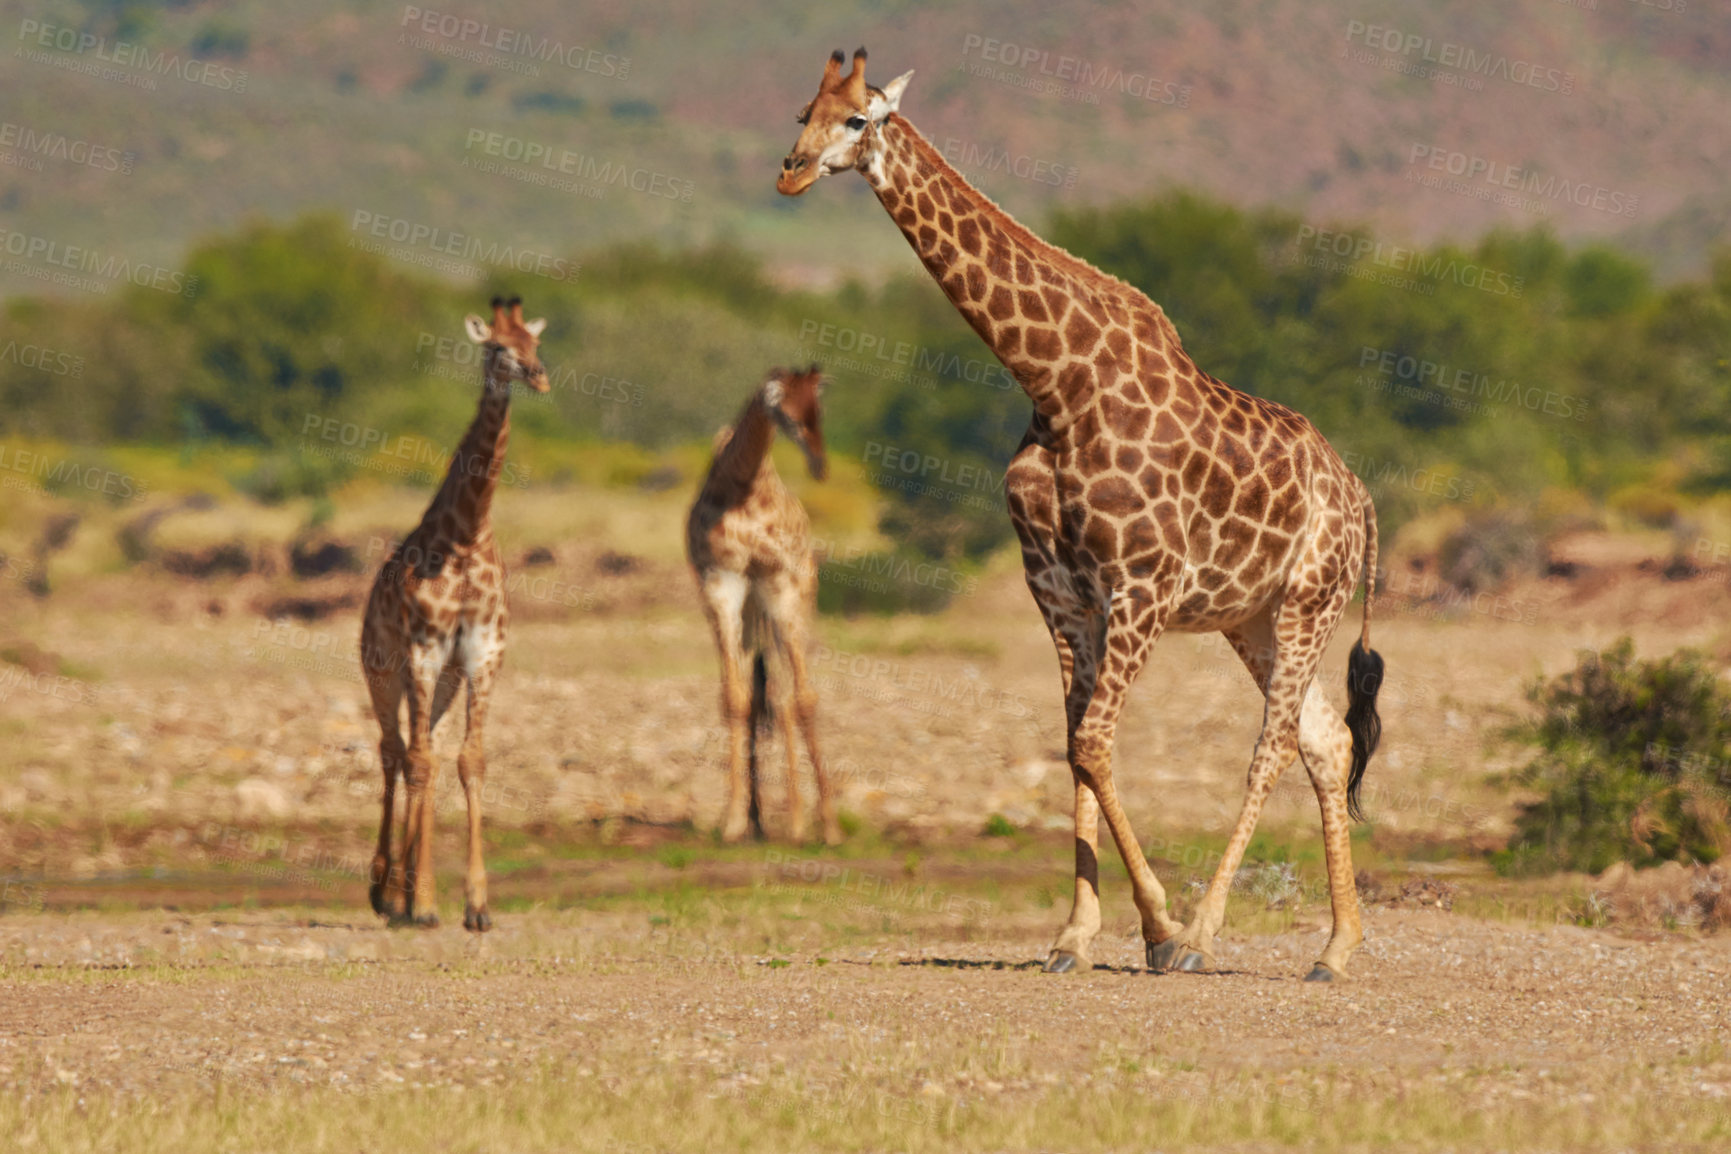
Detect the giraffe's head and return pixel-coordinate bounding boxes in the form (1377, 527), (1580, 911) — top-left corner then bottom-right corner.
(777, 48), (914, 196)
(463, 296), (550, 394)
(763, 364), (828, 480)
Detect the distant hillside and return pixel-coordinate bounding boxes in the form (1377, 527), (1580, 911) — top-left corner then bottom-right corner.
(1, 0), (1728, 298)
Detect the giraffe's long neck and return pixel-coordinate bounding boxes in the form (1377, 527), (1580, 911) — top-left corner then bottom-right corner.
(863, 114), (1167, 429)
(423, 380), (512, 548)
(701, 393), (777, 507)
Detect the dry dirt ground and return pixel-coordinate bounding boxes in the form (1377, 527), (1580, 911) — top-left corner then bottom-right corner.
(3, 520), (1731, 1149)
(1, 897), (1729, 1152)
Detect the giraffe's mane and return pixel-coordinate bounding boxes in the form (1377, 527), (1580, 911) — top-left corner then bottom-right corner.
(884, 114), (1185, 348)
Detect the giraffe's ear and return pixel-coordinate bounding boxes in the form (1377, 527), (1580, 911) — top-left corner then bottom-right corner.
(464, 314), (492, 343)
(874, 70), (914, 118)
(523, 317), (547, 338)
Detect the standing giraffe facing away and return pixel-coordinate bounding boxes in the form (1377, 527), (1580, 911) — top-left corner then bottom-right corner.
(360, 296), (549, 930)
(686, 366), (841, 845)
(778, 50), (1384, 980)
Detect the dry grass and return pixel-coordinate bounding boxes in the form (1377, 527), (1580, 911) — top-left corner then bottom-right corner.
(7, 1068), (1728, 1153)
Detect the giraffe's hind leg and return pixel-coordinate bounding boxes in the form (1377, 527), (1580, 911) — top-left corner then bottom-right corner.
(1152, 589), (1353, 975)
(1295, 684), (1363, 979)
(1066, 587), (1188, 968)
(762, 566), (837, 845)
(1037, 583), (1103, 974)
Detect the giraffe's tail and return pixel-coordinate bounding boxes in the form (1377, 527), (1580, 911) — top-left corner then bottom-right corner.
(746, 652), (768, 839)
(1345, 496), (1383, 823)
(743, 595), (772, 839)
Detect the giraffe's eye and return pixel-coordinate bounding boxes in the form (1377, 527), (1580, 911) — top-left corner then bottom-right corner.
(846, 115), (867, 131)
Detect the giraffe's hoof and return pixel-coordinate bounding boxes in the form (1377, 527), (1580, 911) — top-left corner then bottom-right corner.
(368, 885), (395, 918)
(1175, 949), (1214, 973)
(822, 825), (844, 848)
(410, 912), (440, 930)
(1147, 938), (1214, 973)
(1145, 938), (1186, 972)
(1303, 963), (1339, 983)
(464, 906), (493, 933)
(1042, 950), (1090, 974)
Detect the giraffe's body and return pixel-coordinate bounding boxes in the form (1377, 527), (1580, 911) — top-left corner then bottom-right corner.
(686, 367), (840, 845)
(360, 297), (549, 930)
(780, 51), (1384, 978)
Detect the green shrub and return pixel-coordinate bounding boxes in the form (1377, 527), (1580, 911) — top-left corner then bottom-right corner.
(230, 450), (351, 504)
(1437, 507), (1544, 593)
(815, 548), (973, 616)
(1496, 638), (1731, 875)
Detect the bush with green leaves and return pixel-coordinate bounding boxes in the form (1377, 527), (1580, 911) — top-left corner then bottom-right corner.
(1497, 638), (1731, 875)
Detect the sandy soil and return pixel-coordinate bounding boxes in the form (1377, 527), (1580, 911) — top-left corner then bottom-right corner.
(2, 904), (1728, 1126)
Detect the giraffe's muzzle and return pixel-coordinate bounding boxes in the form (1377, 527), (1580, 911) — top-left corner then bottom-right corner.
(777, 153), (821, 196)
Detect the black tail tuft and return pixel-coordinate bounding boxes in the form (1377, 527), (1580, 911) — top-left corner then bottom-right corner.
(745, 653), (770, 840)
(1344, 639), (1384, 823)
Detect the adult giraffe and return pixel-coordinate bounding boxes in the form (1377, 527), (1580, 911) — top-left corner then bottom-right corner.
(777, 49), (1384, 980)
(360, 296), (548, 931)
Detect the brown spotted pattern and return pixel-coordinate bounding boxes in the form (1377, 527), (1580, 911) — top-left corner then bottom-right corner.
(359, 298), (548, 932)
(685, 367), (839, 845)
(779, 54), (1381, 978)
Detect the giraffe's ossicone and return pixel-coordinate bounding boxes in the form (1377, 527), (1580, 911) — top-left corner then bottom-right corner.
(778, 49), (1385, 980)
(359, 296), (549, 932)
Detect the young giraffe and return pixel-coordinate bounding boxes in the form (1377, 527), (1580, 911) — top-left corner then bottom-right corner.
(779, 51), (1385, 980)
(686, 366), (841, 845)
(360, 296), (548, 930)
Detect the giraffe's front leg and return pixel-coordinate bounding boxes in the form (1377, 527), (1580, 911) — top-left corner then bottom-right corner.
(399, 636), (446, 928)
(1065, 590), (1186, 969)
(699, 572), (754, 842)
(364, 664), (407, 921)
(1045, 780), (1102, 972)
(1042, 610), (1103, 973)
(457, 657), (497, 933)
